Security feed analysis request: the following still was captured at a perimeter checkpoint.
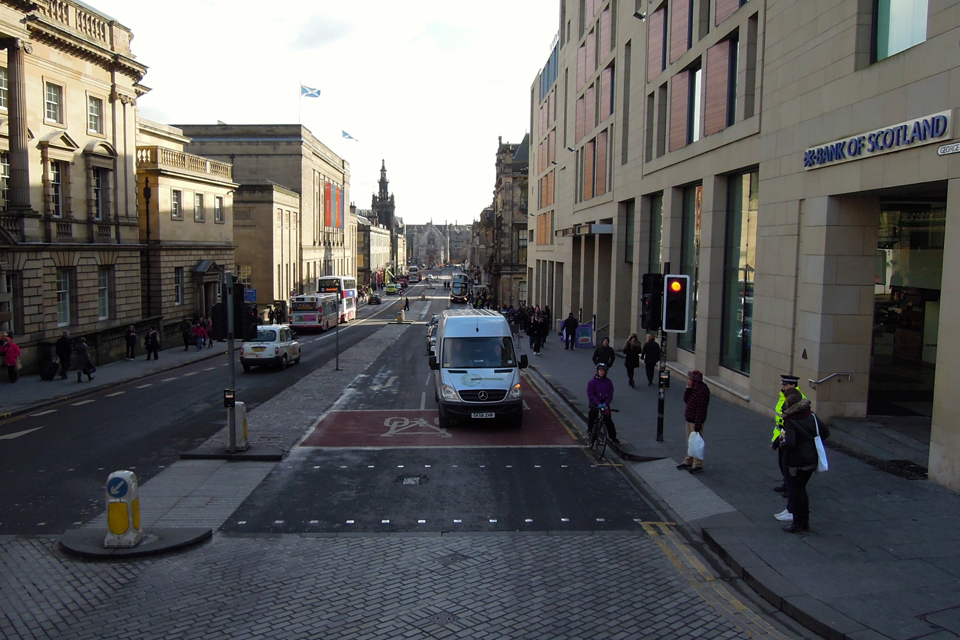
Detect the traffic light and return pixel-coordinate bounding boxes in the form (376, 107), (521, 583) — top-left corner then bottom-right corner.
(239, 303), (259, 341)
(211, 302), (228, 340)
(640, 273), (664, 331)
(662, 274), (690, 333)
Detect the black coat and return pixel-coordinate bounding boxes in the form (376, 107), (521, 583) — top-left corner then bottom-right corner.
(592, 345), (616, 367)
(55, 336), (72, 360)
(561, 316), (579, 335)
(781, 400), (830, 469)
(145, 331), (161, 350)
(623, 342), (641, 368)
(641, 340), (661, 364)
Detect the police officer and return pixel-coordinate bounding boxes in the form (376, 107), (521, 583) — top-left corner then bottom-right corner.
(772, 375), (806, 493)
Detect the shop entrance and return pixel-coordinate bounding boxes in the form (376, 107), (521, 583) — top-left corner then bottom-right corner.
(870, 202), (945, 416)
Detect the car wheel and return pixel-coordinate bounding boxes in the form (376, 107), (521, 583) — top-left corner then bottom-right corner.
(242, 363), (251, 372)
(438, 410), (451, 430)
(279, 355), (287, 371)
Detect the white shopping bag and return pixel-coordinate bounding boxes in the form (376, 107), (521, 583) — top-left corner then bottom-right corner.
(687, 431), (705, 460)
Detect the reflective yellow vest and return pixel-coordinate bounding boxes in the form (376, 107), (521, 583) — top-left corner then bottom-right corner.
(772, 388), (807, 442)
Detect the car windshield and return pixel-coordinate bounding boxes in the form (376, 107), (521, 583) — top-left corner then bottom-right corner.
(253, 329), (278, 342)
(442, 337), (516, 368)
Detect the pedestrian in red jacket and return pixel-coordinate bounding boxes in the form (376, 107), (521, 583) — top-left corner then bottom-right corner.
(0, 333), (21, 383)
(679, 370), (710, 474)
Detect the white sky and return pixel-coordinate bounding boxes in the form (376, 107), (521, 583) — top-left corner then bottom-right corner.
(94, 0), (560, 226)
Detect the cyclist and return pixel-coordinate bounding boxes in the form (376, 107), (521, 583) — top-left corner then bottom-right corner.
(587, 362), (619, 443)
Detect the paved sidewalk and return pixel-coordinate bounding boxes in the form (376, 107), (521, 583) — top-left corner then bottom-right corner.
(526, 336), (960, 640)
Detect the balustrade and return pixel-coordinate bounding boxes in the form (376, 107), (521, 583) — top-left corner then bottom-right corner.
(38, 1), (108, 44)
(97, 224), (111, 240)
(136, 146), (232, 180)
(55, 221), (73, 239)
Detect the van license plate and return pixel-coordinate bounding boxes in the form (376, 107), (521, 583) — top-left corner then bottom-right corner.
(471, 412), (495, 419)
(252, 347), (265, 352)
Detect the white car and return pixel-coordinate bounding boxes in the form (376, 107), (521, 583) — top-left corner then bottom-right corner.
(240, 325), (301, 371)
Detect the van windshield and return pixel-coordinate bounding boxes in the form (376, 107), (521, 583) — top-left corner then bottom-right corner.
(442, 337), (516, 368)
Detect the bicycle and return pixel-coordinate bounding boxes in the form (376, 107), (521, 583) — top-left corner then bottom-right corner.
(588, 406), (618, 459)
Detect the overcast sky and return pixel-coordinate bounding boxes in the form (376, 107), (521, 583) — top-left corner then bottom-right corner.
(94, 0), (559, 226)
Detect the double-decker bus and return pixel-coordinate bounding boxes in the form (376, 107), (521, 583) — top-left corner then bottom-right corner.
(408, 266), (420, 283)
(316, 275), (358, 322)
(450, 273), (470, 304)
(290, 294), (339, 332)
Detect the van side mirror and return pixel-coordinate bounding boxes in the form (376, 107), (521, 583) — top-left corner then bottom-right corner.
(429, 355), (439, 370)
(519, 354), (529, 369)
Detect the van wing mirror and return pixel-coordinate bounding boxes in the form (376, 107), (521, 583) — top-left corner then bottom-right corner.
(519, 354), (529, 369)
(429, 355), (439, 370)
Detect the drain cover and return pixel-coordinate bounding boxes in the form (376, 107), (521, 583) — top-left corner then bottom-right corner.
(429, 612), (458, 625)
(396, 474), (428, 485)
(437, 551), (469, 567)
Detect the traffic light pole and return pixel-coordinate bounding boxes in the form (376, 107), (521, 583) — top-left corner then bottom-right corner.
(656, 261), (670, 442)
(225, 271), (237, 454)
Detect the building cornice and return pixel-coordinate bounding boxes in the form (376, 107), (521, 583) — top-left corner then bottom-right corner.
(25, 14), (147, 83)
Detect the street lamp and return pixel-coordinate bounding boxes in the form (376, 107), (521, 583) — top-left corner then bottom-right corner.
(143, 177), (152, 317)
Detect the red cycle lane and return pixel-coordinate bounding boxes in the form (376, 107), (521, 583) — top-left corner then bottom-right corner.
(300, 381), (576, 448)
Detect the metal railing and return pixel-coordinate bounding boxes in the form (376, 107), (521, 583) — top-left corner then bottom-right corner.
(808, 372), (851, 390)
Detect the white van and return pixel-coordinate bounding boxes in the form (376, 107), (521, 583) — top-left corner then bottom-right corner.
(429, 309), (529, 428)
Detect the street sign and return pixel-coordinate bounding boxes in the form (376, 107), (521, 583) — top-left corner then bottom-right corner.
(106, 476), (128, 498)
(243, 288), (257, 303)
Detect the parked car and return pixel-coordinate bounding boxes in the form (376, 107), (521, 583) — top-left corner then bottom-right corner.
(368, 294), (382, 305)
(386, 283), (399, 295)
(426, 324), (437, 355)
(240, 325), (301, 372)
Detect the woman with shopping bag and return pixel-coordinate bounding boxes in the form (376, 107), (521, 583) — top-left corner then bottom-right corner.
(778, 390), (830, 533)
(678, 370), (710, 474)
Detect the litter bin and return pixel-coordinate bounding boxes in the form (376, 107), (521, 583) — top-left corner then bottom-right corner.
(38, 341), (55, 367)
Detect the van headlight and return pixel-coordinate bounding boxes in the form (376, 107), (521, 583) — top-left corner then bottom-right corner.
(507, 383), (522, 399)
(441, 384), (460, 400)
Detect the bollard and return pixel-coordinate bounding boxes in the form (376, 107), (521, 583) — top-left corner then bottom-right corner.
(236, 401), (249, 450)
(396, 311), (404, 323)
(104, 470), (143, 548)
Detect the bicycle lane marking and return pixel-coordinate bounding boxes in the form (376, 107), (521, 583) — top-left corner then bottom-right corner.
(641, 521), (794, 640)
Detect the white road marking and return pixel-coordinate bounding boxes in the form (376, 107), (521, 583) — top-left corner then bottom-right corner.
(135, 384), (152, 389)
(204, 367), (217, 371)
(453, 519), (462, 523)
(397, 465), (404, 468)
(310, 520), (319, 524)
(385, 375), (397, 388)
(506, 465), (513, 468)
(424, 372), (432, 387)
(381, 519), (390, 524)
(418, 519), (426, 524)
(274, 520), (284, 524)
(368, 465), (375, 468)
(105, 392), (125, 397)
(237, 521), (246, 525)
(420, 392), (426, 410)
(525, 519), (533, 523)
(30, 410), (56, 416)
(424, 464), (431, 468)
(162, 378), (177, 382)
(596, 518), (606, 522)
(561, 518), (570, 522)
(535, 465), (541, 468)
(489, 519), (497, 523)
(71, 400), (95, 406)
(0, 427), (43, 440)
(183, 372), (198, 377)
(346, 520), (355, 524)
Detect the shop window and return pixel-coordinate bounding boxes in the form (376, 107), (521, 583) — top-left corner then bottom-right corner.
(678, 184), (702, 352)
(874, 0), (927, 62)
(720, 171), (758, 373)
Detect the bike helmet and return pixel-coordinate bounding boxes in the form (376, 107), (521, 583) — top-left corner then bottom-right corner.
(596, 362), (608, 372)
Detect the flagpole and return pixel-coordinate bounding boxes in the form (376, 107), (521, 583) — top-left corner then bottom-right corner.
(298, 81), (301, 125)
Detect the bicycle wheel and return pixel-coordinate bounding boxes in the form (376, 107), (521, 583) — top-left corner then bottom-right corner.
(588, 417), (597, 449)
(595, 417), (608, 459)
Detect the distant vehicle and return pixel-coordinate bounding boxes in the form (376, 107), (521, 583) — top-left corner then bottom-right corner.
(426, 324), (437, 355)
(290, 294), (339, 332)
(240, 325), (301, 372)
(408, 266), (420, 283)
(451, 273), (470, 303)
(368, 294), (382, 305)
(386, 283), (399, 295)
(398, 277), (409, 288)
(316, 275), (358, 322)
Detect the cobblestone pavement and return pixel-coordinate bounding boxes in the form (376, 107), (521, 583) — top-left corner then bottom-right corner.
(1, 531), (791, 640)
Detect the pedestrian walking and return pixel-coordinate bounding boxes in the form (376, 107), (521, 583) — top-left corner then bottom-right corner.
(622, 333), (642, 388)
(124, 325), (138, 360)
(145, 327), (161, 360)
(592, 337), (616, 368)
(772, 375), (807, 513)
(640, 333), (661, 386)
(778, 390), (829, 533)
(0, 333), (21, 383)
(55, 330), (72, 379)
(679, 370), (710, 474)
(561, 312), (579, 350)
(74, 337), (95, 382)
(404, 296), (410, 312)
(179, 317), (193, 351)
(192, 322), (208, 351)
(203, 317), (213, 348)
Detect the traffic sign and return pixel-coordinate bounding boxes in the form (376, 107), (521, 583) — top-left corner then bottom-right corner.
(107, 476), (128, 498)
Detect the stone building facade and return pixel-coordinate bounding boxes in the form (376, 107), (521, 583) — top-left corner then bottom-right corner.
(0, 0), (147, 371)
(136, 119), (236, 323)
(528, 0), (960, 490)
(354, 208), (391, 288)
(406, 223), (472, 267)
(176, 124), (353, 295)
(490, 135), (529, 308)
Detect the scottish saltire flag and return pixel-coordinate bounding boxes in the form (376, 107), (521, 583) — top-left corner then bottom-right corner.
(300, 84), (321, 98)
(342, 130), (358, 141)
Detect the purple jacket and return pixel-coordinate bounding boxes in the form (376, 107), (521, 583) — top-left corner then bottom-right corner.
(587, 375), (614, 406)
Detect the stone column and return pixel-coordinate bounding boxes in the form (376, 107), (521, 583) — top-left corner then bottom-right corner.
(4, 38), (31, 211)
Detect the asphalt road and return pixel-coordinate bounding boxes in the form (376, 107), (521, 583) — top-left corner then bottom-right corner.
(0, 297), (402, 536)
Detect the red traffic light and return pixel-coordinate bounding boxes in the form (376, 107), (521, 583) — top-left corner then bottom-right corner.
(669, 280), (683, 292)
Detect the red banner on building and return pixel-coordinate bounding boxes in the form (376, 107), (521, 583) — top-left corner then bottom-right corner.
(324, 182), (332, 227)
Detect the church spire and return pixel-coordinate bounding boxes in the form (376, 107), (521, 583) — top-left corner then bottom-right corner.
(379, 160), (389, 199)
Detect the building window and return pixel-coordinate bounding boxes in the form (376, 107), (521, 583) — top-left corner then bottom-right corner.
(194, 193), (204, 221)
(174, 267), (184, 306)
(874, 0), (927, 61)
(678, 185), (702, 352)
(87, 96), (103, 134)
(171, 190), (182, 219)
(45, 82), (63, 123)
(1, 271), (20, 334)
(648, 194), (663, 274)
(97, 266), (111, 320)
(92, 167), (107, 221)
(624, 199), (635, 263)
(720, 171), (759, 374)
(688, 65), (703, 144)
(0, 68), (7, 110)
(50, 161), (63, 218)
(56, 268), (71, 326)
(214, 196), (223, 223)
(0, 152), (9, 209)
(236, 265), (252, 287)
